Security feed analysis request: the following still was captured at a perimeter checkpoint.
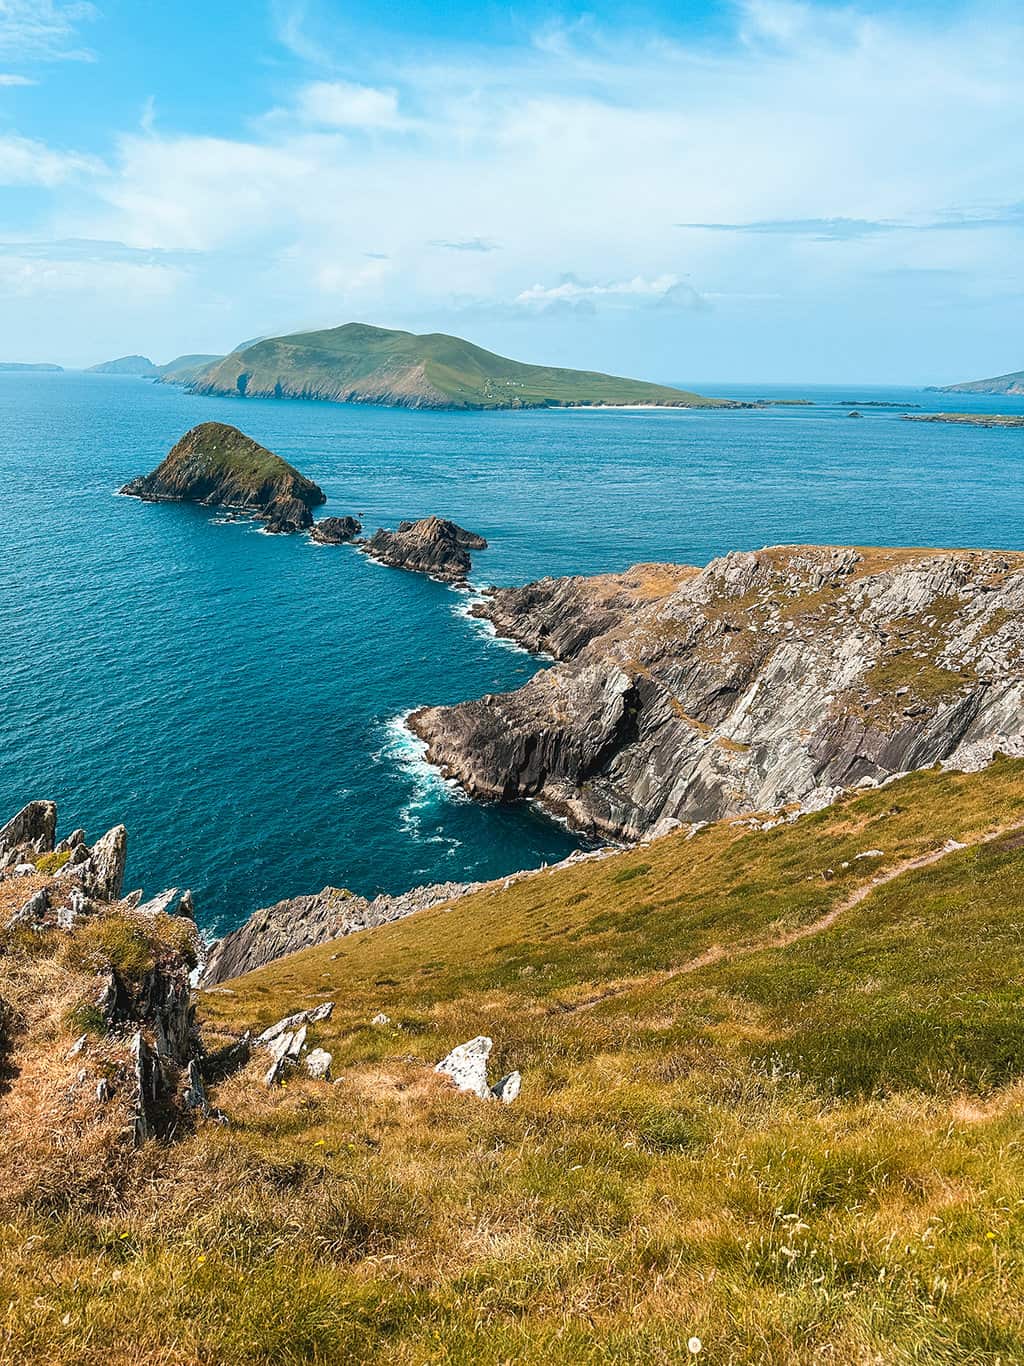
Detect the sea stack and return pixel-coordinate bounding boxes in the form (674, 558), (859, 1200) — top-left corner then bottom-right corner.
(120, 422), (326, 532)
(311, 515), (362, 544)
(361, 516), (487, 582)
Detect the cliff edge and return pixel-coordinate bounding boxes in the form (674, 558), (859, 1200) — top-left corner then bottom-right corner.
(410, 545), (1024, 840)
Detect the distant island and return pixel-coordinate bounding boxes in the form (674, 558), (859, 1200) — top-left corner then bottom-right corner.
(904, 413), (1024, 429)
(120, 421), (327, 532)
(184, 322), (732, 411)
(931, 368), (1024, 396)
(88, 353), (223, 382)
(0, 362), (63, 372)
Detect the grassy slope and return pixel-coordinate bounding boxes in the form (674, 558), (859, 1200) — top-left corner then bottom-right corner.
(5, 761), (1024, 1363)
(195, 323), (727, 409)
(156, 354), (223, 382)
(159, 422), (319, 497)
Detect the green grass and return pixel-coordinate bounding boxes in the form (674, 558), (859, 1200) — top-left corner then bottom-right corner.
(4, 760), (1024, 1362)
(193, 322), (730, 410)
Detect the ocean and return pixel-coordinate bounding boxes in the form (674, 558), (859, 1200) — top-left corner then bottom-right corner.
(2, 372), (1022, 934)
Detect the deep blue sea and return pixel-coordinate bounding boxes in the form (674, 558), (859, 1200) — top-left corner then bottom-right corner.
(2, 373), (1023, 934)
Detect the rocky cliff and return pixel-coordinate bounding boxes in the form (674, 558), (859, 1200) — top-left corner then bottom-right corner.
(0, 801), (212, 1145)
(120, 422), (326, 532)
(201, 879), (483, 984)
(410, 545), (1024, 840)
(362, 516), (488, 582)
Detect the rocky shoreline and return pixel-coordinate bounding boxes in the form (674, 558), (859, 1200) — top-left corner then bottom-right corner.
(903, 413), (1024, 429)
(409, 545), (1024, 841)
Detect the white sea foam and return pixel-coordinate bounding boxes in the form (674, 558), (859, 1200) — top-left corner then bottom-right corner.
(378, 712), (468, 846)
(450, 594), (542, 658)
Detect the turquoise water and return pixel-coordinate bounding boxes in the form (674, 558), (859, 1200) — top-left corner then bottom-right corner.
(2, 373), (1023, 933)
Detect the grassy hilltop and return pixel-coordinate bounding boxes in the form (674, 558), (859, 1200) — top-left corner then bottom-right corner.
(4, 760), (1024, 1362)
(190, 322), (728, 410)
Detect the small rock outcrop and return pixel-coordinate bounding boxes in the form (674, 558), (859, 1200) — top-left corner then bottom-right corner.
(86, 824), (127, 901)
(201, 880), (480, 985)
(409, 545), (1024, 842)
(255, 1003), (335, 1086)
(311, 515), (362, 544)
(361, 516), (487, 582)
(120, 422), (326, 532)
(435, 1036), (521, 1103)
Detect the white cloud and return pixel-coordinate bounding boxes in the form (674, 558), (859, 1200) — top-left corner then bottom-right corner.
(0, 0), (97, 62)
(0, 132), (99, 185)
(0, 72), (35, 85)
(517, 275), (685, 305)
(295, 80), (408, 131)
(0, 253), (181, 298)
(7, 0), (1024, 377)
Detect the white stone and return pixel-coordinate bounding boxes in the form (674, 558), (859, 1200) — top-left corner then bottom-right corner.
(435, 1035), (493, 1100)
(491, 1071), (521, 1104)
(305, 1048), (333, 1080)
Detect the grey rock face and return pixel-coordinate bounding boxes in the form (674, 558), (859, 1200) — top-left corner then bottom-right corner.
(0, 801), (56, 860)
(6, 887), (50, 929)
(361, 516), (487, 582)
(410, 546), (1024, 841)
(85, 825), (128, 901)
(202, 881), (480, 985)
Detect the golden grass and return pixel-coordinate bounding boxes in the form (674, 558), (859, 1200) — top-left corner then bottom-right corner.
(4, 761), (1024, 1361)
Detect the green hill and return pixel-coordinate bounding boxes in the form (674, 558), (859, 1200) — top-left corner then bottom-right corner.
(87, 354), (159, 376)
(157, 353), (223, 382)
(5, 759), (1024, 1362)
(190, 322), (729, 410)
(935, 368), (1024, 396)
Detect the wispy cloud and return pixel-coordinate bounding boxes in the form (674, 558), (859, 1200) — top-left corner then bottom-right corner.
(516, 274), (706, 313)
(0, 72), (35, 85)
(430, 238), (500, 253)
(678, 209), (1024, 240)
(0, 237), (198, 263)
(0, 133), (100, 185)
(0, 0), (98, 63)
(295, 79), (409, 131)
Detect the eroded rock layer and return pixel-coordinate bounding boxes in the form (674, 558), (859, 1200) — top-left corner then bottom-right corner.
(410, 545), (1024, 840)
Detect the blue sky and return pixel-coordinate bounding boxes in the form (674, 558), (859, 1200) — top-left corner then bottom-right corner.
(0, 0), (1021, 382)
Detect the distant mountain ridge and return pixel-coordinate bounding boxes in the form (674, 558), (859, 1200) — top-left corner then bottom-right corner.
(0, 362), (63, 372)
(933, 368), (1024, 396)
(88, 353), (223, 381)
(188, 322), (730, 410)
